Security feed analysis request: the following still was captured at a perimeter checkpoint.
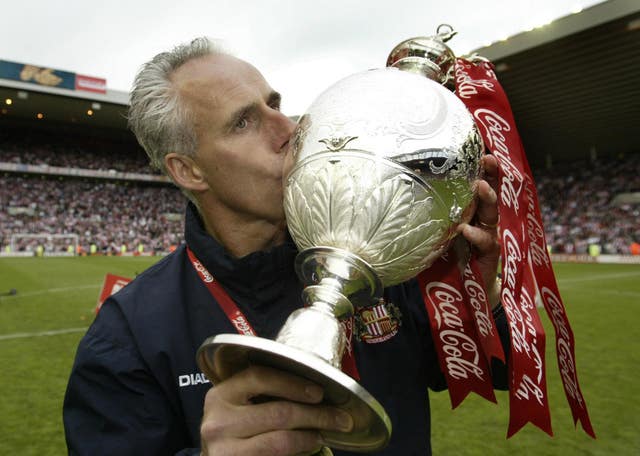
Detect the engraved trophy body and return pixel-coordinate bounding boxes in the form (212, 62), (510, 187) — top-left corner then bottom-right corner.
(197, 26), (483, 452)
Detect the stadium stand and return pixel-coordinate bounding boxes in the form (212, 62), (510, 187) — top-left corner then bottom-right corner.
(0, 173), (185, 255)
(534, 154), (640, 255)
(0, 122), (185, 255)
(0, 127), (638, 257)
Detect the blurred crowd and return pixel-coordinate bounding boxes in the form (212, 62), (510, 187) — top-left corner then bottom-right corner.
(1, 124), (639, 256)
(0, 175), (185, 254)
(534, 154), (640, 255)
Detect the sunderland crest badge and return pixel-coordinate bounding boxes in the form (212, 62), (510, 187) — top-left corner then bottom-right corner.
(354, 298), (402, 344)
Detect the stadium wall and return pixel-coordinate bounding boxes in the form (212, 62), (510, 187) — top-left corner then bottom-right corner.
(549, 254), (640, 264)
(2, 251), (638, 264)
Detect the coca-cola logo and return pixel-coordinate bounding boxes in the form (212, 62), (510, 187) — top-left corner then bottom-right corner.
(473, 108), (511, 154)
(502, 229), (522, 289)
(501, 228), (529, 353)
(232, 314), (254, 336)
(474, 108), (524, 212)
(504, 291), (528, 356)
(525, 183), (550, 268)
(540, 287), (583, 406)
(440, 330), (484, 381)
(463, 276), (494, 338)
(455, 64), (496, 100)
(426, 281), (484, 381)
(541, 287), (569, 342)
(502, 275), (547, 408)
(193, 260), (214, 283)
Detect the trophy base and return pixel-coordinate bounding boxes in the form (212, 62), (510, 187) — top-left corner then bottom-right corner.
(197, 334), (391, 452)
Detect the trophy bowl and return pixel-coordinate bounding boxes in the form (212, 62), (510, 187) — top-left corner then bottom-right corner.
(197, 26), (483, 452)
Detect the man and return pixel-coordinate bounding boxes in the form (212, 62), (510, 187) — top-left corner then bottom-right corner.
(64, 37), (507, 455)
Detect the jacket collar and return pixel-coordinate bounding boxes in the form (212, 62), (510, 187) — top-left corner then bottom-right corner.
(183, 202), (300, 309)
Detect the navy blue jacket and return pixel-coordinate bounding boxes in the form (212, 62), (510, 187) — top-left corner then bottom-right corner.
(64, 203), (508, 455)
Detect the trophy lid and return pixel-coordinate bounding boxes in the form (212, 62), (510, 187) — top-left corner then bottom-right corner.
(386, 24), (457, 89)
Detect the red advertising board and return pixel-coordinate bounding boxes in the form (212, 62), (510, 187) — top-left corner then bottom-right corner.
(96, 273), (131, 313)
(75, 74), (107, 93)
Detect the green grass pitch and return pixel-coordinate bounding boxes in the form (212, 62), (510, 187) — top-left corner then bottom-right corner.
(0, 257), (638, 455)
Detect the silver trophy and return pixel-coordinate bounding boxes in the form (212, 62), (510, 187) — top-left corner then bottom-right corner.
(197, 25), (483, 452)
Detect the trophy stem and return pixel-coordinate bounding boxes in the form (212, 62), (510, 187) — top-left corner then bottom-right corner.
(295, 247), (383, 310)
(275, 302), (346, 369)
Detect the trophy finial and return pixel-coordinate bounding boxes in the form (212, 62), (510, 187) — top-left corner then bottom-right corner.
(386, 24), (458, 89)
(436, 24), (458, 43)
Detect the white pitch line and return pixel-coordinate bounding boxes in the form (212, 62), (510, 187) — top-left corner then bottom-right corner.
(604, 290), (640, 298)
(0, 284), (100, 299)
(558, 271), (640, 285)
(0, 327), (88, 341)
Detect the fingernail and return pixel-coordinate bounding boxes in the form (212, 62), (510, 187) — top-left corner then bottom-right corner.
(305, 384), (323, 401)
(335, 410), (353, 431)
(310, 441), (325, 456)
(312, 445), (333, 456)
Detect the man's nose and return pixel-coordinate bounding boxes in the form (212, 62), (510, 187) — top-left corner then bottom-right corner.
(271, 110), (297, 152)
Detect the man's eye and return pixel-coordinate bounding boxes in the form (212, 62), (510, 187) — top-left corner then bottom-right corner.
(235, 118), (248, 129)
(270, 102), (281, 111)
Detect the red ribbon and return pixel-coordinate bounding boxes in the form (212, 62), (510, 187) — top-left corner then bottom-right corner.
(452, 57), (595, 438)
(417, 252), (498, 408)
(463, 257), (505, 365)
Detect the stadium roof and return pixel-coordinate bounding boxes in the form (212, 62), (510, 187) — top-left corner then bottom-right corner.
(1, 0), (638, 165)
(473, 0), (640, 166)
(0, 79), (129, 132)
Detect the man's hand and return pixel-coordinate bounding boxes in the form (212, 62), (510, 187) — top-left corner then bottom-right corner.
(457, 154), (501, 296)
(200, 365), (353, 456)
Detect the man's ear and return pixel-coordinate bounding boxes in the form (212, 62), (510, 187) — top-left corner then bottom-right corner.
(164, 153), (208, 192)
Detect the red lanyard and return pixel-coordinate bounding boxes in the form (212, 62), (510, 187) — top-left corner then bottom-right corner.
(187, 246), (360, 379)
(187, 247), (256, 336)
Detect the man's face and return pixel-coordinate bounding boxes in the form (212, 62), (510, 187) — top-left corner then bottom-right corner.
(172, 53), (296, 225)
